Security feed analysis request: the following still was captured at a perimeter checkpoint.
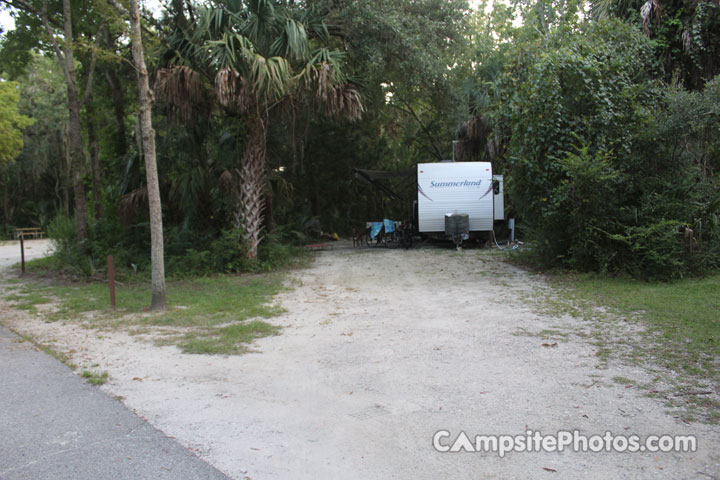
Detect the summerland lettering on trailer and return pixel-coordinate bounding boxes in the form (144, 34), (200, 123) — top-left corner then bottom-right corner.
(422, 179), (495, 202)
(430, 180), (483, 187)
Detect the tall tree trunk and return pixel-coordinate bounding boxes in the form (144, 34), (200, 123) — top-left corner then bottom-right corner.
(238, 116), (266, 260)
(129, 0), (166, 311)
(67, 90), (88, 243)
(86, 96), (103, 219)
(103, 31), (128, 157)
(59, 0), (89, 247)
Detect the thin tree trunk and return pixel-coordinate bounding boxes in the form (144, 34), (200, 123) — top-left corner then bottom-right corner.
(305, 141), (319, 217)
(238, 116), (266, 259)
(263, 186), (275, 233)
(129, 0), (166, 310)
(62, 124), (71, 216)
(86, 95), (103, 219)
(2, 184), (9, 234)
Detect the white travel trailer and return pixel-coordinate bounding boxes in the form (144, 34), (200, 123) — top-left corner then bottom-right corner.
(416, 162), (504, 242)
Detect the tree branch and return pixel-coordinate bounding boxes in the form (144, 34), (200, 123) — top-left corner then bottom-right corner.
(0, 0), (62, 29)
(80, 23), (106, 106)
(105, 0), (157, 54)
(39, 0), (73, 87)
(391, 102), (445, 160)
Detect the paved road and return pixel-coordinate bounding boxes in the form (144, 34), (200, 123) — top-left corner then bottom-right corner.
(0, 324), (230, 479)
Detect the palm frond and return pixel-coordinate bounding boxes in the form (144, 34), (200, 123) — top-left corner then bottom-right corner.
(250, 54), (292, 100)
(204, 32), (255, 70)
(319, 82), (364, 122)
(266, 170), (294, 204)
(641, 0), (662, 36)
(308, 47), (345, 68)
(215, 67), (252, 112)
(246, 0), (275, 43)
(118, 187), (147, 224)
(269, 18), (310, 61)
(155, 66), (212, 123)
(191, 6), (229, 45)
(300, 6), (330, 43)
(219, 168), (242, 197)
(590, 0), (637, 20)
(169, 165), (211, 213)
(682, 27), (692, 52)
(589, 0), (611, 20)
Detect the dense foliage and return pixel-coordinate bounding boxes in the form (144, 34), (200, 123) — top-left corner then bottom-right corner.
(0, 0), (718, 280)
(0, 80), (33, 166)
(491, 19), (720, 279)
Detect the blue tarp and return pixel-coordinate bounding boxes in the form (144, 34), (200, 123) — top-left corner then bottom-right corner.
(383, 219), (395, 233)
(370, 222), (384, 240)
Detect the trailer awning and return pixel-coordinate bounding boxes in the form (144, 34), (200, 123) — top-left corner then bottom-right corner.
(353, 167), (415, 180)
(353, 167), (415, 201)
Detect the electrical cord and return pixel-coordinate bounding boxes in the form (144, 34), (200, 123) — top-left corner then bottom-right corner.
(492, 229), (520, 250)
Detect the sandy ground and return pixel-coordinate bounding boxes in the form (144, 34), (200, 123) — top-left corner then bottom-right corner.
(0, 239), (53, 269)
(1, 240), (719, 479)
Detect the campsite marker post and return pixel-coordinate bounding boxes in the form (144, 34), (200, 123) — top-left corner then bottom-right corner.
(20, 237), (25, 275)
(108, 255), (116, 309)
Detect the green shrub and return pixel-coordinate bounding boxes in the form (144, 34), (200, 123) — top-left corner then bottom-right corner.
(42, 206), (311, 279)
(500, 20), (720, 279)
(47, 214), (77, 253)
(45, 214), (94, 276)
(255, 231), (307, 271)
(165, 229), (252, 277)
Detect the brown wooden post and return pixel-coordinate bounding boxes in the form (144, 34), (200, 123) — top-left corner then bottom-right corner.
(107, 255), (116, 308)
(20, 236), (25, 275)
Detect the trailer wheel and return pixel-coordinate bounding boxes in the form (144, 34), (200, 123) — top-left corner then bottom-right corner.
(385, 233), (400, 249)
(365, 233), (374, 248)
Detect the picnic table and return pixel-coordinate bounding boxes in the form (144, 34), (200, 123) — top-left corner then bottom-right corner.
(15, 228), (45, 239)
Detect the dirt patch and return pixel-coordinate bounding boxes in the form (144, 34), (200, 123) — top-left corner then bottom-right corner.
(2, 243), (719, 479)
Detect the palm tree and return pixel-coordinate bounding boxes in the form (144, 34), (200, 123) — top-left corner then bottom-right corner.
(157, 0), (363, 259)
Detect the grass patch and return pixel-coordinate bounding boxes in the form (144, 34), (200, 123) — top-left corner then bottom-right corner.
(178, 320), (281, 354)
(143, 276), (286, 327)
(3, 290), (52, 313)
(23, 255), (58, 273)
(82, 370), (109, 385)
(571, 273), (720, 379)
(4, 272), (291, 355)
(612, 375), (635, 385)
(550, 272), (720, 423)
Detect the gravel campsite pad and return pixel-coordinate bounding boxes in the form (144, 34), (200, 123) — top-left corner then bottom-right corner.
(2, 241), (719, 479)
